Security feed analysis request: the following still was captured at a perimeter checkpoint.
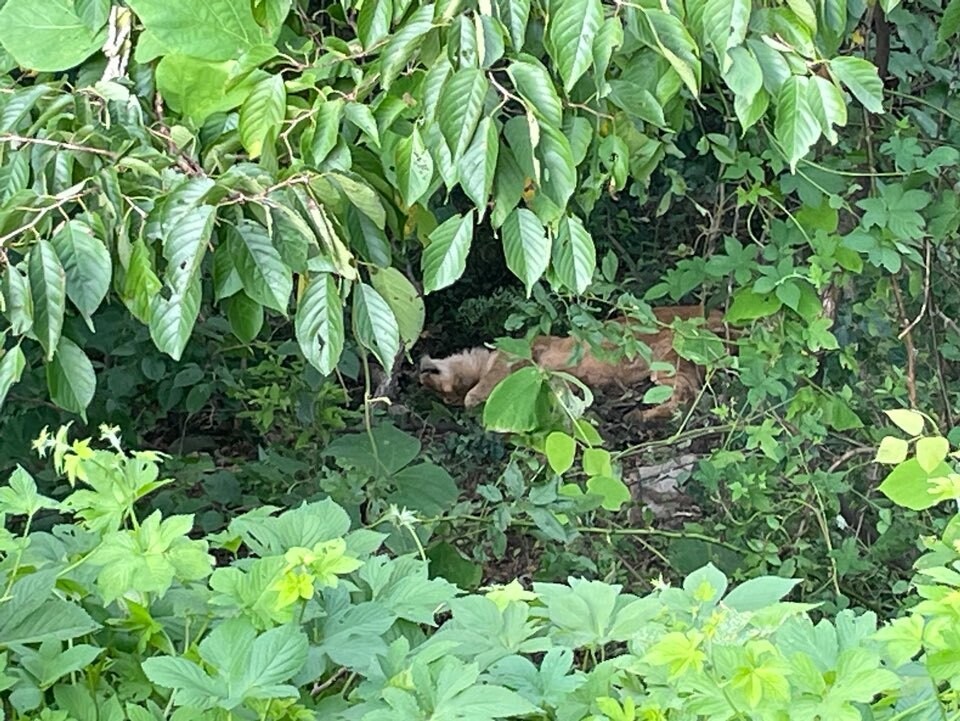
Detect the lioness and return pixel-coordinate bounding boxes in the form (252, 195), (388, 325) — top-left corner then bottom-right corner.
(419, 305), (731, 423)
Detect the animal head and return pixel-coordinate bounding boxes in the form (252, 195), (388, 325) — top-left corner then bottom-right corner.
(418, 351), (489, 406)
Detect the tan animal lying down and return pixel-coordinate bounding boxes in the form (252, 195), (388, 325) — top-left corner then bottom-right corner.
(418, 305), (731, 424)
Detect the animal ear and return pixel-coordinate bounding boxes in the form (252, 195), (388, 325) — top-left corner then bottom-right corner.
(419, 356), (438, 372)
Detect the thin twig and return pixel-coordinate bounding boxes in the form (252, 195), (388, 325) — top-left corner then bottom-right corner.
(898, 240), (931, 340)
(0, 134), (117, 158)
(890, 274), (918, 408)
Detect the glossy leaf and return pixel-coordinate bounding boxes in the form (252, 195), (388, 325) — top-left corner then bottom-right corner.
(483, 367), (545, 432)
(829, 56), (884, 114)
(552, 214), (596, 294)
(547, 0), (603, 92)
(459, 117), (500, 213)
(28, 240), (66, 362)
(0, 0), (106, 71)
(702, 0), (750, 72)
(509, 58), (564, 128)
(229, 221), (293, 315)
(227, 292), (264, 343)
(150, 277), (202, 361)
(295, 273), (344, 375)
(239, 74), (286, 159)
(502, 208), (550, 296)
(422, 211), (475, 294)
(395, 126), (435, 207)
(370, 267), (425, 352)
(774, 76), (821, 170)
(438, 68), (489, 160)
(353, 283), (400, 371)
(380, 4), (435, 88)
(50, 220), (111, 328)
(46, 336), (96, 418)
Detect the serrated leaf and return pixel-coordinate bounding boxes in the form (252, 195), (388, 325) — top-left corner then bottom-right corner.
(227, 292), (264, 343)
(370, 267), (424, 352)
(395, 126), (435, 207)
(28, 240), (66, 362)
(46, 335), (96, 418)
(358, 0), (392, 49)
(438, 68), (489, 160)
(381, 4), (435, 88)
(546, 432), (576, 474)
(229, 221), (293, 315)
(829, 56), (884, 114)
(552, 214), (596, 294)
(459, 117), (500, 214)
(807, 75), (847, 144)
(50, 220), (111, 329)
(0, 345), (26, 409)
(702, 0), (750, 72)
(295, 273), (344, 375)
(915, 436), (949, 473)
(353, 283), (400, 371)
(239, 74), (286, 159)
(502, 208), (549, 296)
(875, 436), (908, 465)
(422, 211), (475, 294)
(884, 409), (925, 436)
(547, 0), (603, 92)
(509, 58), (564, 128)
(774, 75), (821, 171)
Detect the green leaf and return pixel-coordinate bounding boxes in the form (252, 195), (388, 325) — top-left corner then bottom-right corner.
(497, 0), (531, 49)
(422, 211), (475, 294)
(227, 292), (264, 343)
(358, 0), (392, 49)
(806, 75), (847, 144)
(642, 385), (674, 405)
(723, 46), (763, 104)
(0, 572), (99, 646)
(939, 0), (960, 42)
(438, 68), (490, 160)
(884, 409), (925, 436)
(874, 436), (908, 465)
(702, 0), (750, 72)
(390, 462), (460, 516)
(239, 74), (286, 159)
(0, 0), (107, 71)
(370, 267), (424, 352)
(547, 0), (603, 92)
(878, 458), (954, 511)
(915, 436), (949, 473)
(775, 76), (821, 171)
(155, 56), (268, 124)
(829, 56), (884, 114)
(121, 239), (163, 324)
(2, 263), (33, 335)
(353, 283), (400, 371)
(723, 576), (799, 611)
(150, 276), (202, 361)
(50, 220), (112, 329)
(545, 432), (576, 475)
(459, 117), (499, 213)
(583, 447), (613, 476)
(538, 123), (577, 210)
(509, 58), (564, 128)
(295, 273), (344, 375)
(502, 208), (550, 296)
(552, 214), (596, 294)
(28, 240), (66, 362)
(0, 345), (26, 409)
(586, 475), (631, 511)
(229, 221), (293, 315)
(380, 4), (435, 88)
(638, 9), (701, 97)
(395, 126), (435, 207)
(482, 366), (546, 432)
(46, 335), (96, 419)
(345, 102), (381, 145)
(309, 99), (344, 166)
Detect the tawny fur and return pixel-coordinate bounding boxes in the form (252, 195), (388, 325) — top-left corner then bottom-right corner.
(419, 305), (731, 424)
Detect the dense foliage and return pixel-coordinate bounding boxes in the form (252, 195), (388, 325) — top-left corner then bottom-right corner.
(1, 0), (960, 717)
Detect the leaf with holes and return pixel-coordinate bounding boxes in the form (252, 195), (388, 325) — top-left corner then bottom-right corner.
(161, 204), (215, 294)
(459, 117), (499, 214)
(829, 56), (883, 114)
(422, 211), (475, 294)
(370, 267), (424, 352)
(395, 126), (434, 207)
(46, 336), (96, 418)
(50, 220), (111, 330)
(438, 68), (489, 161)
(229, 221), (293, 315)
(239, 74), (286, 159)
(547, 0), (603, 92)
(295, 273), (344, 375)
(774, 76), (821, 171)
(353, 283), (400, 371)
(28, 240), (66, 362)
(552, 214), (596, 294)
(502, 208), (549, 296)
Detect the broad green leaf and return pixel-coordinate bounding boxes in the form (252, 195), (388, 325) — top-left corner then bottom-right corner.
(227, 292), (264, 343)
(395, 126), (435, 207)
(121, 239), (163, 324)
(593, 16), (624, 80)
(497, 0), (531, 49)
(46, 336), (96, 419)
(50, 220), (111, 329)
(702, 0), (750, 72)
(353, 283), (400, 371)
(638, 9), (701, 97)
(806, 75), (847, 144)
(884, 409), (925, 436)
(295, 273), (344, 375)
(586, 475), (631, 511)
(723, 46), (763, 104)
(583, 448), (613, 476)
(422, 211), (475, 294)
(483, 367), (546, 432)
(725, 288), (782, 322)
(390, 462), (460, 516)
(370, 267), (425, 352)
(509, 58), (564, 128)
(309, 99), (344, 166)
(0, 345), (26, 409)
(547, 0), (603, 92)
(0, 572), (100, 645)
(723, 576), (799, 611)
(358, 0), (392, 49)
(642, 385), (675, 405)
(915, 436), (949, 473)
(874, 436), (908, 465)
(438, 68), (490, 160)
(2, 263), (33, 334)
(820, 0), (847, 53)
(878, 458), (954, 511)
(774, 76), (821, 170)
(0, 0), (106, 71)
(28, 240), (66, 362)
(459, 117), (500, 213)
(381, 4), (435, 88)
(537, 124), (577, 210)
(747, 38), (790, 95)
(502, 208), (550, 296)
(545, 432), (576, 475)
(150, 276), (202, 361)
(239, 74), (286, 159)
(213, 242), (243, 301)
(735, 88), (769, 132)
(327, 171), (386, 230)
(829, 56), (884, 114)
(161, 203), (216, 294)
(939, 0), (960, 41)
(155, 56), (268, 124)
(229, 221), (293, 315)
(552, 214), (596, 294)
(786, 0), (817, 32)
(345, 102), (381, 145)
